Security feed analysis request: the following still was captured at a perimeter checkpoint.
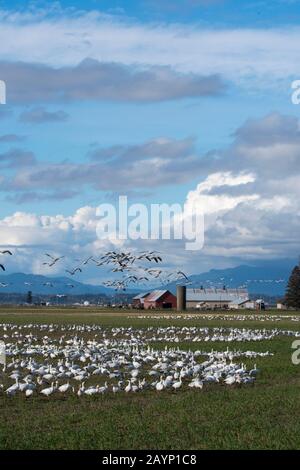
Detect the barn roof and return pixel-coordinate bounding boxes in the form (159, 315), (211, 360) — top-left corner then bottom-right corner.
(133, 292), (150, 300)
(144, 290), (171, 302)
(229, 297), (250, 306)
(187, 288), (249, 303)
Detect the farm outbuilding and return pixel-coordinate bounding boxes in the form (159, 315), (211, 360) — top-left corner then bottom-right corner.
(132, 292), (150, 308)
(143, 290), (177, 310)
(186, 288), (250, 310)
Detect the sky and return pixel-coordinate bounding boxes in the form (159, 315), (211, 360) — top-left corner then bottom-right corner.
(0, 0), (299, 284)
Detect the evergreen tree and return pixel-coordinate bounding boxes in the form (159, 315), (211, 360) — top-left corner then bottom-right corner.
(26, 290), (33, 305)
(285, 266), (300, 308)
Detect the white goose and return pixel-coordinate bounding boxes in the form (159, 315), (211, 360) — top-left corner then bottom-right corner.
(40, 382), (56, 397)
(172, 378), (182, 391)
(125, 380), (132, 392)
(156, 376), (165, 391)
(5, 379), (19, 396)
(58, 381), (71, 393)
(224, 375), (236, 385)
(84, 385), (99, 395)
(98, 382), (108, 394)
(112, 381), (122, 393)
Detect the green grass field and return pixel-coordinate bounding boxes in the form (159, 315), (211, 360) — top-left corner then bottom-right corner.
(0, 307), (300, 450)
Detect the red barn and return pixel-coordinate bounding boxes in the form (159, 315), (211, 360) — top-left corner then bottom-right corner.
(132, 292), (150, 309)
(143, 290), (177, 310)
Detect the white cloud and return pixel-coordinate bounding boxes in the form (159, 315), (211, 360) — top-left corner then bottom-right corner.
(0, 112), (299, 275)
(0, 206), (126, 277)
(185, 172), (259, 215)
(0, 8), (299, 88)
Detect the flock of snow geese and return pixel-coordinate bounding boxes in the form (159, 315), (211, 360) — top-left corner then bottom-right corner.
(134, 314), (300, 323)
(1, 321), (296, 399)
(0, 248), (288, 291)
(0, 249), (292, 400)
(0, 249), (191, 291)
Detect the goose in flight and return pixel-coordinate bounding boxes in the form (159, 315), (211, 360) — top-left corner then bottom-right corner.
(74, 256), (94, 266)
(138, 251), (162, 263)
(176, 270), (189, 280)
(0, 250), (12, 256)
(43, 282), (54, 287)
(145, 268), (162, 278)
(103, 279), (127, 291)
(82, 256), (94, 266)
(43, 254), (65, 267)
(66, 267), (82, 276)
(0, 264), (5, 271)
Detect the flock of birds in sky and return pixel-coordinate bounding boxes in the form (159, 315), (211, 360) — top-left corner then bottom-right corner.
(0, 248), (287, 293)
(1, 323), (285, 398)
(0, 249), (190, 292)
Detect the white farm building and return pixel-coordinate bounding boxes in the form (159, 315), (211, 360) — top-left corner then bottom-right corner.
(186, 288), (251, 310)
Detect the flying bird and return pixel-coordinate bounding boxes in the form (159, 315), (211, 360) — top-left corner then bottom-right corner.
(176, 271), (189, 281)
(66, 267), (82, 276)
(43, 254), (65, 267)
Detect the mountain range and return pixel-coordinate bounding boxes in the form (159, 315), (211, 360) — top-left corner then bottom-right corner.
(0, 259), (295, 297)
(0, 273), (113, 296)
(164, 259), (294, 297)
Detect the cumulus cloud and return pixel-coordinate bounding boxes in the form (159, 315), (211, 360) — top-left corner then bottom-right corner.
(19, 106), (69, 123)
(0, 112), (299, 271)
(186, 172), (259, 215)
(2, 112), (300, 207)
(186, 131), (300, 257)
(0, 59), (225, 104)
(0, 206), (128, 277)
(4, 137), (200, 194)
(198, 113), (300, 180)
(176, 113), (300, 261)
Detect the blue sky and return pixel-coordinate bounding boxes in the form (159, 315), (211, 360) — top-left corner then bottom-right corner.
(0, 0), (299, 281)
(2, 0), (300, 26)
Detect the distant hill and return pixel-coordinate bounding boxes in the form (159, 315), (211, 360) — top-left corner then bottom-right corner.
(163, 259), (295, 297)
(0, 272), (116, 295)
